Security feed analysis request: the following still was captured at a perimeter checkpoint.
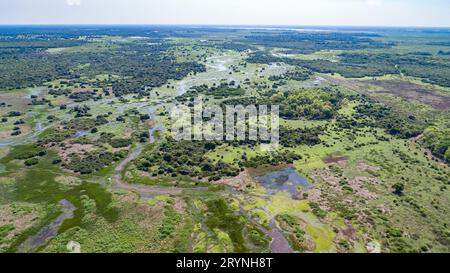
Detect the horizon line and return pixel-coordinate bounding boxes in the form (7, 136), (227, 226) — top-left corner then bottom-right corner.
(0, 23), (450, 29)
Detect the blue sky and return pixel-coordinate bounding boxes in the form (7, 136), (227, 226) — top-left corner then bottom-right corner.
(1, 0), (449, 27)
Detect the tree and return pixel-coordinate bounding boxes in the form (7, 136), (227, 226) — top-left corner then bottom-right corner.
(392, 183), (405, 196)
(445, 148), (450, 163)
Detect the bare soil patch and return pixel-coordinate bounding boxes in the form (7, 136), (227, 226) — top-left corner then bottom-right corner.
(323, 75), (450, 110)
(0, 90), (34, 116)
(324, 156), (348, 164)
(0, 124), (31, 141)
(54, 175), (82, 187)
(300, 187), (330, 210)
(215, 169), (254, 190)
(341, 222), (359, 241)
(58, 143), (95, 160)
(357, 161), (381, 172)
(173, 197), (187, 214)
(312, 170), (341, 188)
(364, 80), (450, 110)
(348, 177), (379, 200)
(323, 155), (348, 168)
(0, 204), (39, 244)
(335, 221), (360, 253)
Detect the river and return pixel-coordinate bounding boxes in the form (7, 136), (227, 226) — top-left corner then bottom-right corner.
(17, 200), (76, 253)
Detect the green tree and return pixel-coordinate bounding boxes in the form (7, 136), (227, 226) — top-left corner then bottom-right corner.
(392, 183), (405, 196)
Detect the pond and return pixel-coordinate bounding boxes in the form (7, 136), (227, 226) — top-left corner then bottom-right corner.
(255, 167), (311, 196)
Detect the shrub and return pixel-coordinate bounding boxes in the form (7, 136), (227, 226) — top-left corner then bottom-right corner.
(24, 158), (39, 166)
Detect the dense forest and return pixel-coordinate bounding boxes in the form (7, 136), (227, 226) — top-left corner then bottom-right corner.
(0, 36), (205, 92)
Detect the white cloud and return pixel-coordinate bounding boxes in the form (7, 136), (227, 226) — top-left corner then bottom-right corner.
(66, 0), (81, 6)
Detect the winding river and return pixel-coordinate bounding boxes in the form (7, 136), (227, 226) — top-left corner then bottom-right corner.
(113, 122), (182, 198)
(17, 200), (76, 253)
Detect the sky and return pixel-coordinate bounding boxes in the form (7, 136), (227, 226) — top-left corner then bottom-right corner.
(0, 0), (449, 27)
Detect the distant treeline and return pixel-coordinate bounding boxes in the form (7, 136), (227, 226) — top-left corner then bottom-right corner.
(247, 51), (450, 87)
(0, 36), (205, 92)
(244, 31), (392, 54)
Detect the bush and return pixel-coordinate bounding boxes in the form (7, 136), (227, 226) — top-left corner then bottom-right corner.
(66, 151), (115, 174)
(109, 138), (132, 148)
(9, 145), (44, 160)
(38, 128), (74, 144)
(392, 183), (405, 196)
(24, 158), (39, 166)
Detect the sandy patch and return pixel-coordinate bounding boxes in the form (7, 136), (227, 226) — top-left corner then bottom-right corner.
(304, 188), (322, 202)
(300, 187), (330, 211)
(123, 128), (133, 139)
(0, 131), (12, 140)
(115, 191), (140, 203)
(335, 222), (359, 253)
(0, 177), (14, 185)
(54, 175), (82, 187)
(112, 147), (129, 153)
(342, 221), (359, 241)
(0, 124), (31, 140)
(173, 197), (187, 214)
(58, 143), (95, 160)
(215, 169), (254, 191)
(367, 241), (381, 253)
(357, 161), (381, 172)
(0, 204), (39, 243)
(348, 177), (379, 200)
(323, 156), (348, 168)
(135, 202), (165, 230)
(375, 204), (391, 215)
(312, 170), (341, 188)
(114, 192), (165, 233)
